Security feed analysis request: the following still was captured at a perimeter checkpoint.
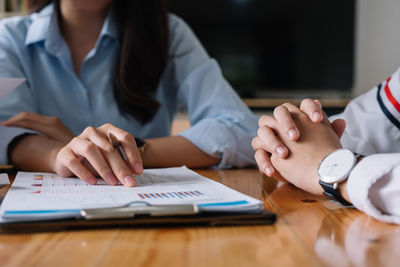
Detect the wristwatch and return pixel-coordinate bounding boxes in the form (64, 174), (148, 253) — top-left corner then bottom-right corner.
(317, 148), (359, 206)
(134, 137), (148, 156)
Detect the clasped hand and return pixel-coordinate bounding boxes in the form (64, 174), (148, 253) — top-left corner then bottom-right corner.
(252, 99), (346, 195)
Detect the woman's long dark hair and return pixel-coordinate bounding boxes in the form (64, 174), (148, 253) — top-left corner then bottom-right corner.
(31, 0), (169, 124)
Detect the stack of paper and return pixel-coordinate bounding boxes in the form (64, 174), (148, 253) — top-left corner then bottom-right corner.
(0, 167), (263, 222)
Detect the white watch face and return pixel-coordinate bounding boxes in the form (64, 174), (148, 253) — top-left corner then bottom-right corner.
(318, 149), (356, 184)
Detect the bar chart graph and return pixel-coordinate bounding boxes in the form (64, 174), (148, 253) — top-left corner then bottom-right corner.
(138, 191), (203, 200)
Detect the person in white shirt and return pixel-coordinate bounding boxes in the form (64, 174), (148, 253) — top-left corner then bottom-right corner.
(252, 67), (400, 224)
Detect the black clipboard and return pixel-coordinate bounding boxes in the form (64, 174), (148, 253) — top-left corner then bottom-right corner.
(0, 202), (276, 233)
(0, 211), (276, 233)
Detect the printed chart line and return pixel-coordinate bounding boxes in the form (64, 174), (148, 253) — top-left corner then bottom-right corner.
(138, 191), (203, 199)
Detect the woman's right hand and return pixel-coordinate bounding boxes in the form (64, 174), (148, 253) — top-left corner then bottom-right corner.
(52, 123), (143, 187)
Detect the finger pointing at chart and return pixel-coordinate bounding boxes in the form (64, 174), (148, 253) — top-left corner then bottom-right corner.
(53, 123), (143, 187)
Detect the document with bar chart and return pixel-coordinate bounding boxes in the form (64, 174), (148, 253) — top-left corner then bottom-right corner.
(0, 166), (262, 221)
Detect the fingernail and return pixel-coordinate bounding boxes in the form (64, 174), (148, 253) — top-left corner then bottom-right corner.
(134, 163), (143, 174)
(87, 176), (97, 185)
(287, 128), (298, 140)
(106, 174), (118, 185)
(312, 112), (322, 122)
(276, 146), (286, 157)
(124, 176), (136, 187)
(264, 166), (273, 176)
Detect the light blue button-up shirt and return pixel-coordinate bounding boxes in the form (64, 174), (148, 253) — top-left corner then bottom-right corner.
(0, 4), (258, 167)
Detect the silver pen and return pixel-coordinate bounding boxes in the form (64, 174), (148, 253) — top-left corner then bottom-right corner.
(108, 132), (128, 161)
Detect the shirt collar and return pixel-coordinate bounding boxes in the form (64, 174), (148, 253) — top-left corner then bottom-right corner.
(100, 7), (119, 42)
(25, 3), (54, 46)
(25, 3), (120, 51)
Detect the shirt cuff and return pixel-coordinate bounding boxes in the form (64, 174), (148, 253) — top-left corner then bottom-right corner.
(0, 125), (38, 165)
(339, 131), (376, 156)
(178, 118), (256, 168)
(347, 154), (400, 224)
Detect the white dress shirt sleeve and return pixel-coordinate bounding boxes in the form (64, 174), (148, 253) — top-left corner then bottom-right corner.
(347, 154), (400, 224)
(330, 67), (400, 223)
(330, 67), (400, 156)
(168, 15), (258, 168)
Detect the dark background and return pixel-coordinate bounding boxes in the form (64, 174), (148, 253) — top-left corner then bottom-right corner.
(168, 0), (355, 98)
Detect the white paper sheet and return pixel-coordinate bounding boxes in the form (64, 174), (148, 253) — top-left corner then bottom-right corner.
(0, 166), (262, 221)
(0, 78), (25, 99)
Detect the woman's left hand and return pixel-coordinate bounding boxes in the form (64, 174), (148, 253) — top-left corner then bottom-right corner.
(1, 112), (75, 143)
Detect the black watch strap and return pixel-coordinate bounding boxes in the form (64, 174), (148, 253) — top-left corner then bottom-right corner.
(134, 137), (146, 148)
(319, 180), (353, 207)
(134, 137), (148, 156)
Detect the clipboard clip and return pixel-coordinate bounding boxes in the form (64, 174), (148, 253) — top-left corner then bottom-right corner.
(81, 201), (199, 220)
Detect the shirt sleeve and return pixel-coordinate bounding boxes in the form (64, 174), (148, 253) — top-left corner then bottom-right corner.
(168, 15), (258, 168)
(329, 68), (400, 223)
(0, 20), (38, 164)
(347, 154), (400, 224)
(329, 67), (400, 156)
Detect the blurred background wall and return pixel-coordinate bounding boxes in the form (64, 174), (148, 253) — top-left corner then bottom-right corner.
(355, 0), (400, 95)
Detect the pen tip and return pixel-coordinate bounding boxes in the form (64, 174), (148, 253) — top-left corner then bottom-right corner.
(108, 132), (118, 146)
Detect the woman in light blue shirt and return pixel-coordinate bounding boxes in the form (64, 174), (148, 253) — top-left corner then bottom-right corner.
(0, 0), (258, 186)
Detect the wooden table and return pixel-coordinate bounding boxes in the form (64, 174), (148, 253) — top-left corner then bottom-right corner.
(0, 169), (399, 267)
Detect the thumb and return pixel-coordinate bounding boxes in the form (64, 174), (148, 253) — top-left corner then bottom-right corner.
(331, 119), (346, 138)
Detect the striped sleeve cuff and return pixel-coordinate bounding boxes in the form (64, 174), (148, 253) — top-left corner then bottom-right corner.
(377, 70), (400, 130)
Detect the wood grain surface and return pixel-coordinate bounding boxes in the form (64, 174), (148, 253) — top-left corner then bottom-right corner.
(0, 169), (398, 267)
